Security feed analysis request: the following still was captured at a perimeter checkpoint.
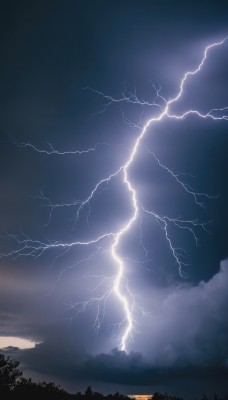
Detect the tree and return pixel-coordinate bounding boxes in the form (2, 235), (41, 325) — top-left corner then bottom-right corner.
(153, 393), (184, 400)
(15, 377), (70, 399)
(85, 386), (93, 399)
(0, 353), (22, 393)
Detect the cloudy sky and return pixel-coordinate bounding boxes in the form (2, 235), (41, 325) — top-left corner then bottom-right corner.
(0, 0), (227, 398)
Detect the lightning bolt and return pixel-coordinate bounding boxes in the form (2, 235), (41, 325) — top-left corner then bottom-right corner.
(3, 38), (228, 352)
(10, 141), (127, 155)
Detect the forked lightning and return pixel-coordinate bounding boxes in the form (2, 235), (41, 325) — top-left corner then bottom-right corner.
(3, 38), (228, 352)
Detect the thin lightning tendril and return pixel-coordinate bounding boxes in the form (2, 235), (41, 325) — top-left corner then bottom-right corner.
(11, 141), (117, 155)
(3, 38), (228, 352)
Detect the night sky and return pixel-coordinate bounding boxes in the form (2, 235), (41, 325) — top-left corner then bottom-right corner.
(0, 0), (228, 398)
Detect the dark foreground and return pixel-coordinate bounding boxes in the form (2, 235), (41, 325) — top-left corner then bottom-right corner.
(1, 353), (227, 400)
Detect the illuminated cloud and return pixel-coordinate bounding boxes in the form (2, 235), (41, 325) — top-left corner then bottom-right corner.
(0, 336), (36, 349)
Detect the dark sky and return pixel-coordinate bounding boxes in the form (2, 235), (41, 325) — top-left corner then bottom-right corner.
(0, 0), (228, 398)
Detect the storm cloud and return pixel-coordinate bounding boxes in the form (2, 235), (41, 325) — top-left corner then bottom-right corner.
(2, 259), (228, 395)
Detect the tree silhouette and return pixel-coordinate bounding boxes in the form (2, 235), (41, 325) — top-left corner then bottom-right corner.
(85, 386), (93, 399)
(0, 353), (22, 394)
(15, 377), (71, 399)
(152, 392), (184, 400)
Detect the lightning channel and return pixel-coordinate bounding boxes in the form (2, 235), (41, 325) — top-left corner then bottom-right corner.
(2, 37), (228, 352)
(91, 37), (228, 350)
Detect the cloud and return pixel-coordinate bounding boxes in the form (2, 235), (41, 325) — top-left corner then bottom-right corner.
(135, 258), (228, 367)
(2, 259), (228, 394)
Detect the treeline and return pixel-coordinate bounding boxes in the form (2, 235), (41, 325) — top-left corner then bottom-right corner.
(0, 353), (227, 400)
(0, 353), (131, 399)
(152, 393), (228, 400)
